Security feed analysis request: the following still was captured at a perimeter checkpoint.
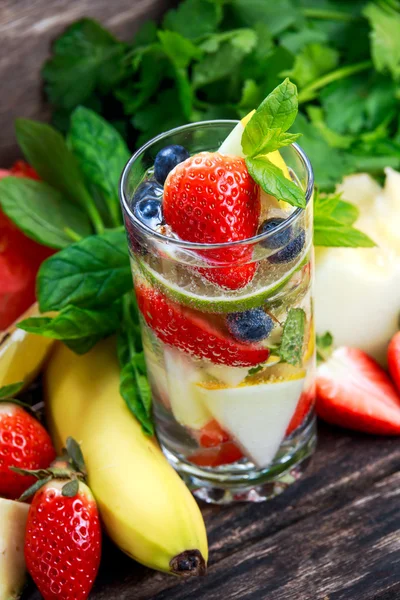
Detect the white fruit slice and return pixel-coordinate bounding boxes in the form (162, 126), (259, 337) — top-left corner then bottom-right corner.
(205, 364), (250, 387)
(164, 347), (212, 429)
(0, 498), (29, 600)
(144, 349), (170, 409)
(196, 375), (305, 467)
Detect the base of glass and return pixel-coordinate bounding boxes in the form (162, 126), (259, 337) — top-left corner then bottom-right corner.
(161, 414), (317, 504)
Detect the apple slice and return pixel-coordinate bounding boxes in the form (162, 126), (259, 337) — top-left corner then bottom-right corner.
(196, 375), (305, 467)
(0, 498), (29, 600)
(164, 347), (212, 429)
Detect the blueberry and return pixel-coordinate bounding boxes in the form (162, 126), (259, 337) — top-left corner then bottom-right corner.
(226, 309), (274, 343)
(258, 218), (292, 249)
(154, 145), (190, 184)
(134, 198), (163, 228)
(268, 229), (306, 264)
(134, 180), (163, 204)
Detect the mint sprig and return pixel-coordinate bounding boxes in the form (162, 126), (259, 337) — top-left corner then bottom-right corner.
(279, 308), (306, 367)
(241, 79), (306, 208)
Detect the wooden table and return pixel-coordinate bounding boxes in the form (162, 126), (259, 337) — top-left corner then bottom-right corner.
(23, 422), (400, 599)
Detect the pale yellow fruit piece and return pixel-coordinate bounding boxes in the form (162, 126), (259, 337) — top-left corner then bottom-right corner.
(0, 498), (29, 600)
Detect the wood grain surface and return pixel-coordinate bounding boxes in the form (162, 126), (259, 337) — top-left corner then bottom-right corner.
(23, 422), (400, 599)
(0, 0), (171, 165)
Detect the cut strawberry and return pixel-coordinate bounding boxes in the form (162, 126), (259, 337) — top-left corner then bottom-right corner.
(286, 385), (315, 436)
(135, 283), (270, 366)
(388, 331), (400, 395)
(163, 152), (260, 290)
(190, 442), (244, 467)
(316, 347), (400, 435)
(198, 419), (230, 448)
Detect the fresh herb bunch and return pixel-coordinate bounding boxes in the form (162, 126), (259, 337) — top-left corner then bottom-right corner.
(42, 0), (400, 191)
(0, 81), (373, 433)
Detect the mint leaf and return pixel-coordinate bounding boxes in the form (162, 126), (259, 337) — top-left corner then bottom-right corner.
(363, 3), (400, 80)
(250, 129), (301, 156)
(314, 217), (376, 248)
(68, 107), (130, 226)
(132, 89), (186, 144)
(42, 19), (126, 110)
(0, 177), (92, 249)
(279, 308), (306, 367)
(0, 382), (24, 400)
(163, 0), (221, 40)
(316, 331), (334, 364)
(247, 365), (264, 375)
(15, 119), (96, 217)
(242, 78), (299, 156)
(314, 190), (359, 226)
(246, 156), (306, 208)
(230, 0), (299, 35)
(283, 43), (339, 89)
(18, 305), (120, 341)
(37, 231), (131, 312)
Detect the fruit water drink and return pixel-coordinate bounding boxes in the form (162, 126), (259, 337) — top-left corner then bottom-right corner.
(120, 102), (315, 503)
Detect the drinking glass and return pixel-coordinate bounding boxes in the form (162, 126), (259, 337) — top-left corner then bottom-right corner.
(120, 121), (316, 504)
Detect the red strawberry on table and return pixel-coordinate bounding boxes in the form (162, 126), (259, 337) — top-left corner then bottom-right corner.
(135, 283), (270, 367)
(388, 331), (400, 394)
(163, 152), (260, 290)
(0, 403), (56, 499)
(316, 347), (400, 435)
(19, 438), (101, 600)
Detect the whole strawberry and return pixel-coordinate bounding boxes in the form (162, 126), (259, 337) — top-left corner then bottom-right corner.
(164, 152), (260, 289)
(0, 402), (55, 499)
(18, 438), (102, 600)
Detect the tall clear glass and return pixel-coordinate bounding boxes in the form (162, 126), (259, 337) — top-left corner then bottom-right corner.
(120, 121), (316, 504)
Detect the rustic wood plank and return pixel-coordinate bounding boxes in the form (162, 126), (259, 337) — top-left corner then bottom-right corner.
(23, 423), (400, 599)
(0, 0), (172, 165)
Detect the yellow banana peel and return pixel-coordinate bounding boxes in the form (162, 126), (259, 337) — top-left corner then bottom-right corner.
(45, 338), (208, 576)
(0, 303), (54, 389)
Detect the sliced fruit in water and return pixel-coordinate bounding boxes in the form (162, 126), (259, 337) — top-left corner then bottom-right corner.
(136, 283), (270, 367)
(196, 374), (305, 467)
(0, 498), (29, 600)
(164, 347), (212, 429)
(136, 253), (306, 314)
(205, 363), (250, 387)
(189, 441), (244, 467)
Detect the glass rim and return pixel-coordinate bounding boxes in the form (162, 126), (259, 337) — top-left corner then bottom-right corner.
(119, 119), (314, 251)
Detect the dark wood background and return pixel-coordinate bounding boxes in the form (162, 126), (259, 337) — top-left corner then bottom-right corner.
(0, 0), (171, 165)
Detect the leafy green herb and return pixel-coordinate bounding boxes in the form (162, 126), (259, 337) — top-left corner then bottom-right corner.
(18, 305), (120, 349)
(163, 0), (221, 40)
(15, 118), (104, 233)
(37, 230), (131, 312)
(246, 156), (306, 208)
(363, 3), (400, 80)
(68, 107), (129, 227)
(0, 382), (24, 400)
(117, 294), (154, 435)
(42, 19), (126, 110)
(283, 43), (339, 88)
(247, 364), (264, 375)
(316, 331), (334, 364)
(0, 177), (92, 249)
(279, 308), (306, 367)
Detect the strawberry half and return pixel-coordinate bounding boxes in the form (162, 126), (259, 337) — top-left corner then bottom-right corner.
(163, 152), (260, 290)
(286, 385), (315, 436)
(316, 347), (400, 435)
(135, 283), (270, 367)
(189, 420), (244, 467)
(388, 331), (400, 395)
(0, 403), (56, 500)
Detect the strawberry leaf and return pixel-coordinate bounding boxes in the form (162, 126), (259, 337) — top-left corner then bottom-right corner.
(19, 475), (53, 502)
(0, 382), (24, 400)
(62, 479), (80, 498)
(66, 438), (87, 476)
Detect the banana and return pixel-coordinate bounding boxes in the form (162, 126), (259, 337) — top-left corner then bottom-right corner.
(44, 338), (208, 577)
(0, 303), (54, 388)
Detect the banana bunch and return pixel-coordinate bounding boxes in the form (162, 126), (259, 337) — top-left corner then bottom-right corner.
(44, 338), (208, 576)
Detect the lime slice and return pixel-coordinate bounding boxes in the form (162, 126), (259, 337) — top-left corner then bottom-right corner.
(135, 250), (309, 314)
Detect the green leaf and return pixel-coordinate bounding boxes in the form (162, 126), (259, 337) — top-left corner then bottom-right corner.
(37, 230), (131, 312)
(64, 334), (105, 355)
(42, 18), (126, 110)
(68, 107), (130, 227)
(283, 43), (339, 88)
(0, 177), (92, 249)
(163, 0), (221, 40)
(132, 89), (186, 143)
(119, 361), (154, 435)
(280, 27), (328, 54)
(132, 21), (158, 47)
(316, 331), (334, 364)
(62, 479), (79, 498)
(193, 37), (253, 88)
(0, 382), (24, 400)
(279, 308), (306, 367)
(230, 0), (299, 35)
(238, 79), (262, 109)
(241, 78), (299, 156)
(19, 475), (52, 502)
(307, 106), (354, 149)
(314, 217), (376, 247)
(66, 437), (86, 474)
(246, 156), (306, 208)
(158, 30), (202, 68)
(363, 3), (400, 80)
(15, 119), (96, 216)
(18, 305), (120, 340)
(314, 190), (359, 226)
(331, 200), (359, 226)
